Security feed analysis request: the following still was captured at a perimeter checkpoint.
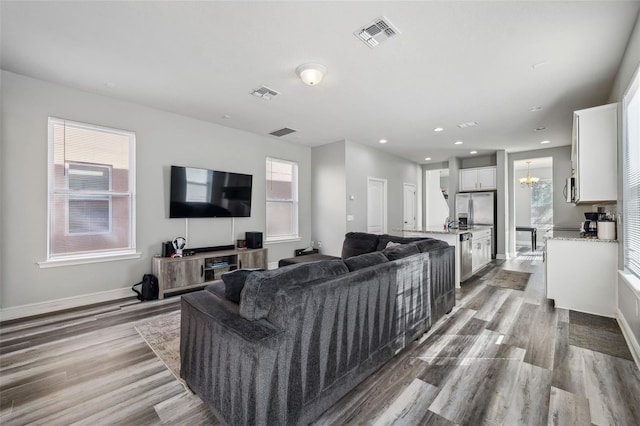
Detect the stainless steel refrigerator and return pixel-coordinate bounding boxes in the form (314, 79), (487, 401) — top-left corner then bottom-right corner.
(455, 191), (496, 257)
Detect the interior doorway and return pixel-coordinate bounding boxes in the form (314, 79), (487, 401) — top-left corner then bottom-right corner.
(403, 183), (417, 229)
(367, 177), (387, 234)
(514, 157), (553, 252)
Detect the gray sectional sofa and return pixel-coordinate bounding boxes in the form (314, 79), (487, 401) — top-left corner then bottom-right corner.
(180, 233), (455, 425)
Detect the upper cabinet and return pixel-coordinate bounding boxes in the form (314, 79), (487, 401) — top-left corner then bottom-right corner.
(572, 103), (618, 204)
(459, 166), (496, 191)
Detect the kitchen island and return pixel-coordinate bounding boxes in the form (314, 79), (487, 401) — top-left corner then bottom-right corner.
(399, 225), (493, 288)
(544, 228), (618, 317)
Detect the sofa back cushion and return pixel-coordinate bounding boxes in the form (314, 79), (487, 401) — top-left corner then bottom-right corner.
(221, 268), (264, 303)
(344, 251), (389, 272)
(382, 243), (420, 261)
(376, 234), (425, 251)
(240, 260), (349, 321)
(412, 238), (450, 253)
(341, 232), (380, 259)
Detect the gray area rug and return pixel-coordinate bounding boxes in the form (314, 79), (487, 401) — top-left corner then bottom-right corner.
(135, 310), (182, 384)
(487, 269), (531, 291)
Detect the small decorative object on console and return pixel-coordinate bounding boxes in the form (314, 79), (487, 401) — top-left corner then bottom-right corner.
(295, 247), (319, 257)
(172, 237), (186, 257)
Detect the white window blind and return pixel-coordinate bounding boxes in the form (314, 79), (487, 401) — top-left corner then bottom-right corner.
(266, 157), (299, 241)
(623, 67), (640, 279)
(48, 118), (136, 260)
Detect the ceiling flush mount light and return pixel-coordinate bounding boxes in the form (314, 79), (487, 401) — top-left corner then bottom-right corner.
(454, 140), (463, 145)
(540, 140), (551, 144)
(424, 157), (431, 161)
(520, 161), (540, 187)
(379, 139), (387, 144)
(296, 63), (327, 86)
(433, 127), (444, 132)
(470, 150), (478, 155)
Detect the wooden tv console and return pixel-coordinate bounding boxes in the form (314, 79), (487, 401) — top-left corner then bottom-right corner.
(152, 248), (267, 299)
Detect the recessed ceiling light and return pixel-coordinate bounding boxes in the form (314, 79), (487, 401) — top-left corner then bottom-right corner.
(424, 157), (431, 161)
(454, 141), (463, 145)
(433, 127), (444, 132)
(529, 106), (543, 112)
(379, 139), (387, 144)
(222, 114), (231, 119)
(458, 121), (478, 128)
(540, 140), (551, 144)
(535, 126), (547, 131)
(470, 150), (478, 155)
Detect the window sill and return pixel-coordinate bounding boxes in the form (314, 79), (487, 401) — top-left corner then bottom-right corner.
(265, 237), (301, 245)
(38, 251), (142, 268)
(619, 270), (640, 295)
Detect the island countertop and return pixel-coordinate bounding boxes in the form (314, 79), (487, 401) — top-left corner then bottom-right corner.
(544, 228), (618, 243)
(396, 225), (493, 235)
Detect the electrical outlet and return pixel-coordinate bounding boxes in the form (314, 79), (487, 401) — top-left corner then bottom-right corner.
(317, 241), (323, 248)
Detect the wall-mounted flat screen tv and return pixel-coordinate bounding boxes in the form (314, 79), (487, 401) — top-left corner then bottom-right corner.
(170, 166), (253, 218)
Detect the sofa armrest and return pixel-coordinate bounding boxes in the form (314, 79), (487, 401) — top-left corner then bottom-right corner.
(180, 291), (287, 425)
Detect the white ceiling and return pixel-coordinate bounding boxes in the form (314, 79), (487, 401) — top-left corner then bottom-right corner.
(2, 1), (639, 164)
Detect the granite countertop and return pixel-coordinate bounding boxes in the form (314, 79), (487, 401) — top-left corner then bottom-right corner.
(398, 225), (492, 235)
(544, 228), (618, 243)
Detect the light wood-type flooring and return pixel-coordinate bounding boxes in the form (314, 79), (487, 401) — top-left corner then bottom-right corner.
(1, 252), (639, 425)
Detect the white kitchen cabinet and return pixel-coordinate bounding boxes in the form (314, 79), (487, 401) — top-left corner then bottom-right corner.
(545, 238), (618, 317)
(459, 166), (496, 191)
(471, 228), (491, 273)
(572, 103), (617, 204)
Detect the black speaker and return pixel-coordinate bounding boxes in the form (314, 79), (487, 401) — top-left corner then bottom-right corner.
(245, 232), (263, 249)
(161, 241), (174, 257)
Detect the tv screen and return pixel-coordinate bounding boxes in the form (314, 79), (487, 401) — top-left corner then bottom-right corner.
(170, 166), (252, 218)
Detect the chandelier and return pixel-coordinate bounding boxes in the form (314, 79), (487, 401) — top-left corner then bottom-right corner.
(519, 161), (539, 187)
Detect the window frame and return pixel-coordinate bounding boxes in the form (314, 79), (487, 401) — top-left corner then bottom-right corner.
(265, 157), (299, 243)
(44, 117), (138, 265)
(622, 65), (640, 282)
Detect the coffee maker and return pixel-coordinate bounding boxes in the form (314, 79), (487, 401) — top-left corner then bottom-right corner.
(581, 212), (605, 237)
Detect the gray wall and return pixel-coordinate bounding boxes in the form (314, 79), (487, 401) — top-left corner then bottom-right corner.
(507, 146), (591, 257)
(311, 141), (347, 257)
(608, 11), (640, 348)
(345, 140), (419, 235)
(1, 71), (312, 309)
(310, 139), (421, 257)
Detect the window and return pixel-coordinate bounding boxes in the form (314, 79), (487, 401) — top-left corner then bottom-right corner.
(47, 118), (136, 261)
(530, 178), (553, 229)
(266, 157), (298, 241)
(623, 67), (640, 279)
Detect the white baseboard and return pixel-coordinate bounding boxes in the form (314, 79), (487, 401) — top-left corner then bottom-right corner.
(0, 287), (134, 322)
(617, 307), (640, 370)
(268, 261), (279, 270)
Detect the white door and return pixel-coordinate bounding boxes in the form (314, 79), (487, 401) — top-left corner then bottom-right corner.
(403, 183), (416, 229)
(367, 178), (387, 234)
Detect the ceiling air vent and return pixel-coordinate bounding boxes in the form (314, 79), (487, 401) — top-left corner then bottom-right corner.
(354, 16), (400, 48)
(458, 121), (479, 129)
(250, 86), (280, 100)
(269, 127), (297, 137)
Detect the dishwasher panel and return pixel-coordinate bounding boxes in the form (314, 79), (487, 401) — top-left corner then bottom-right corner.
(460, 233), (472, 282)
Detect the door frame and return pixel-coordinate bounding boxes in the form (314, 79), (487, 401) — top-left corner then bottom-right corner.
(367, 177), (388, 234)
(403, 182), (417, 229)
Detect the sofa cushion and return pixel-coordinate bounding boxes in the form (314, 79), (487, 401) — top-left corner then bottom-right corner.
(341, 232), (380, 259)
(376, 234), (425, 251)
(382, 243), (420, 261)
(221, 268), (264, 303)
(412, 238), (450, 253)
(344, 251), (389, 272)
(240, 260), (349, 321)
